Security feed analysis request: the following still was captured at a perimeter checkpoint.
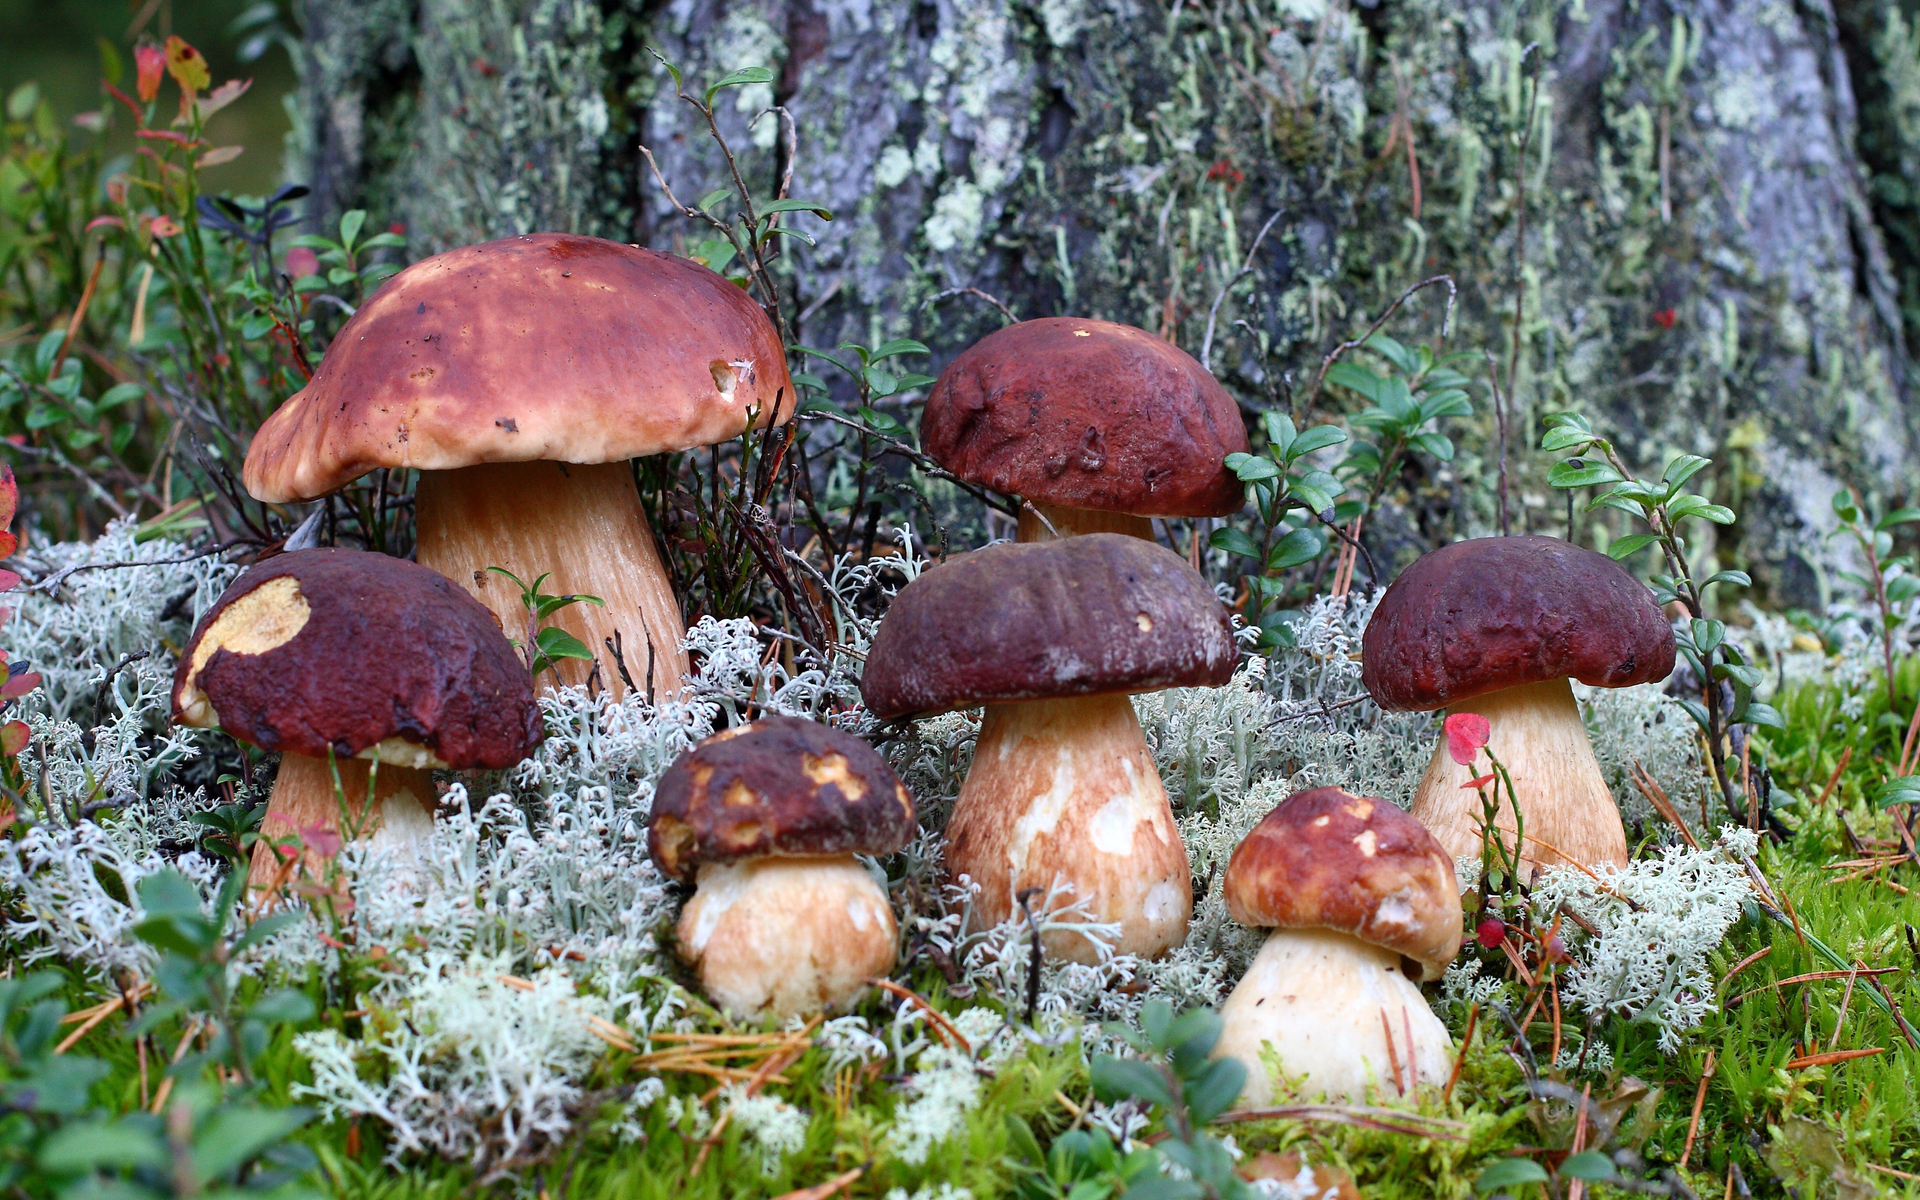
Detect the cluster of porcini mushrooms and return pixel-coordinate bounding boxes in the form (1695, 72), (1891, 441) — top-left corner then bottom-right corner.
(163, 227), (1677, 1109)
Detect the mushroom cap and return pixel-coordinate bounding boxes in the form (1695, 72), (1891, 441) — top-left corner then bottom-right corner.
(647, 715), (917, 884)
(171, 548), (542, 769)
(920, 317), (1247, 517)
(243, 233), (794, 503)
(1361, 535), (1676, 712)
(1224, 787), (1462, 980)
(860, 533), (1237, 719)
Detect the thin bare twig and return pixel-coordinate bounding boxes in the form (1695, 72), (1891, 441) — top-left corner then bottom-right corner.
(1200, 209), (1286, 372)
(1304, 275), (1457, 411)
(922, 286), (1018, 326)
(799, 410), (1019, 515)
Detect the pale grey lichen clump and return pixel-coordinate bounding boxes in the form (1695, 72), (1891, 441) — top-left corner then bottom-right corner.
(0, 529), (1757, 1173)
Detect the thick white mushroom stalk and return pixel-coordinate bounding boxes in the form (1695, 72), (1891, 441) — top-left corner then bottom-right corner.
(1409, 677), (1629, 871)
(676, 856), (898, 1020)
(248, 753), (436, 889)
(944, 693), (1191, 963)
(1016, 502), (1154, 542)
(1216, 928), (1452, 1106)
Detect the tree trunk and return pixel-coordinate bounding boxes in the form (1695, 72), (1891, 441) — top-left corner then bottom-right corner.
(288, 0), (1920, 603)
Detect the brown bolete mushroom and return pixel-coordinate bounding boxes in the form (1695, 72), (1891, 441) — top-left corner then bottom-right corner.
(1216, 787), (1461, 1106)
(1361, 536), (1676, 871)
(920, 318), (1247, 541)
(243, 232), (795, 694)
(648, 714), (916, 1020)
(861, 533), (1237, 963)
(172, 548), (542, 888)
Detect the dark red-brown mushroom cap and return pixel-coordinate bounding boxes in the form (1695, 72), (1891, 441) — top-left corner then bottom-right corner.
(920, 317), (1248, 517)
(1361, 535), (1676, 712)
(1225, 787), (1462, 980)
(647, 715), (917, 883)
(861, 533), (1237, 719)
(171, 548), (542, 769)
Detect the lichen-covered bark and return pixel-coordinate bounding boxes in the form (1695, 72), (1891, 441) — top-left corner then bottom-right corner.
(291, 0), (1920, 605)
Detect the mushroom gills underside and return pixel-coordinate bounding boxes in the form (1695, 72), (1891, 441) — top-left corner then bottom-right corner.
(1408, 676), (1629, 871)
(247, 752), (437, 889)
(414, 459), (691, 697)
(676, 856), (898, 1020)
(1216, 927), (1452, 1107)
(945, 693), (1191, 963)
(1016, 502), (1155, 542)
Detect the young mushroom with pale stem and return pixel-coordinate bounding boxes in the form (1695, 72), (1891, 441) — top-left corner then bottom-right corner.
(1361, 536), (1676, 871)
(861, 533), (1237, 962)
(648, 715), (917, 1020)
(171, 549), (542, 889)
(1216, 787), (1462, 1106)
(243, 232), (795, 695)
(920, 318), (1247, 541)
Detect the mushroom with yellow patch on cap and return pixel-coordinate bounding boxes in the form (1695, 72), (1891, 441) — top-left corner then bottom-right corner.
(920, 318), (1247, 541)
(648, 715), (917, 1020)
(242, 232), (795, 695)
(861, 533), (1238, 964)
(172, 549), (543, 889)
(1215, 787), (1462, 1106)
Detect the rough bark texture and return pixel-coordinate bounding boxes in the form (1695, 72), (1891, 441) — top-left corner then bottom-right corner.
(289, 0), (1920, 601)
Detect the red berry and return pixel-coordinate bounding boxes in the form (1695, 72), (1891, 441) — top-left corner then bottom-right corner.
(1545, 936), (1569, 962)
(1475, 917), (1506, 949)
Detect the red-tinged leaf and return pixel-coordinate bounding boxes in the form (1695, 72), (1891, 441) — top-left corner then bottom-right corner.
(1444, 711), (1491, 766)
(136, 128), (196, 147)
(135, 43), (166, 103)
(195, 78), (251, 121)
(148, 215), (182, 238)
(163, 36), (210, 95)
(106, 176), (129, 204)
(0, 533), (16, 559)
(1, 674), (41, 701)
(299, 822), (343, 858)
(286, 246), (319, 278)
(85, 215), (126, 233)
(0, 722), (28, 758)
(1461, 773), (1496, 790)
(0, 571), (19, 594)
(195, 145), (244, 169)
(0, 462), (16, 532)
(0, 609), (13, 631)
(102, 81), (144, 126)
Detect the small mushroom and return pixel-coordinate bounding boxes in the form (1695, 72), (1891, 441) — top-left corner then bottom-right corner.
(1361, 536), (1676, 870)
(1216, 787), (1462, 1106)
(861, 534), (1237, 963)
(243, 233), (795, 695)
(920, 318), (1247, 541)
(172, 549), (542, 888)
(648, 715), (917, 1020)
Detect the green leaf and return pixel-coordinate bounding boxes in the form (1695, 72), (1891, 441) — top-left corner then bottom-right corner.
(1183, 1057), (1245, 1123)
(1121, 1178), (1205, 1200)
(1539, 425), (1595, 452)
(337, 209), (366, 249)
(1607, 533), (1660, 560)
(1089, 1056), (1176, 1109)
(1878, 506), (1920, 530)
(1267, 527), (1324, 571)
(1286, 423), (1348, 459)
(1743, 702), (1786, 730)
(1417, 388), (1473, 420)
(1557, 1151), (1615, 1182)
(1364, 332), (1416, 374)
(759, 197), (835, 221)
(1408, 431), (1455, 462)
(1662, 454), (1711, 489)
(1875, 776), (1920, 809)
(1713, 662), (1764, 689)
(1690, 618), (1724, 656)
(96, 382), (145, 411)
(1261, 410), (1297, 452)
(1225, 452), (1281, 483)
(1475, 1158), (1550, 1192)
(1210, 528), (1261, 559)
(1703, 569), (1751, 589)
(191, 1104), (313, 1183)
(1323, 361), (1382, 402)
(705, 66), (775, 107)
(534, 627), (594, 663)
(1549, 461), (1627, 489)
(37, 1120), (167, 1173)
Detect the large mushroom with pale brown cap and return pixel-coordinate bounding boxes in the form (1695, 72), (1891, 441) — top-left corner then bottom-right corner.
(1216, 787), (1461, 1106)
(648, 715), (916, 1020)
(1361, 535), (1676, 871)
(242, 232), (795, 694)
(920, 318), (1247, 542)
(172, 549), (542, 888)
(861, 533), (1237, 963)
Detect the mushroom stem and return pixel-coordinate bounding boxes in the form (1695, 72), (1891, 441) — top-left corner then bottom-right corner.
(1016, 502), (1154, 542)
(415, 460), (691, 696)
(246, 753), (436, 890)
(1409, 677), (1628, 871)
(946, 693), (1191, 963)
(676, 856), (898, 1020)
(1216, 927), (1452, 1106)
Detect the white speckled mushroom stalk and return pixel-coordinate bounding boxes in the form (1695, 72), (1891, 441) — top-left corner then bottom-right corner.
(1409, 678), (1629, 872)
(944, 693), (1191, 963)
(247, 753), (437, 889)
(676, 857), (898, 1019)
(1015, 502), (1154, 543)
(1216, 929), (1452, 1105)
(415, 460), (691, 696)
